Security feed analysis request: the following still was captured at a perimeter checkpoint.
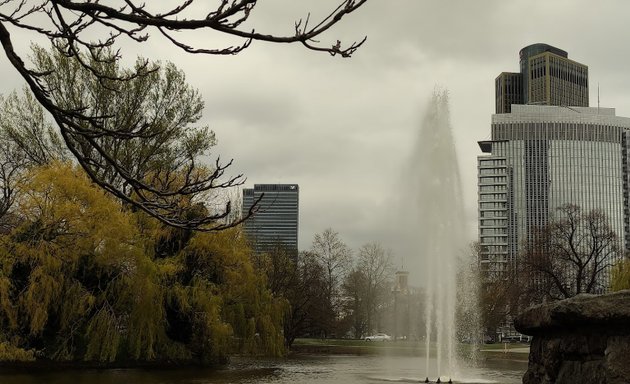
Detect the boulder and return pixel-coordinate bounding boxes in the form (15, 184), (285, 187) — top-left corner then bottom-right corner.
(515, 290), (630, 384)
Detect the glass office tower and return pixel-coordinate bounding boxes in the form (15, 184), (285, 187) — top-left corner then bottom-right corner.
(241, 184), (299, 258)
(478, 105), (630, 282)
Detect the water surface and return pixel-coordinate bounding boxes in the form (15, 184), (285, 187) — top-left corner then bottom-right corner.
(0, 355), (526, 384)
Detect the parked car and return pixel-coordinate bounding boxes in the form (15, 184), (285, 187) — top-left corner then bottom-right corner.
(364, 333), (391, 342)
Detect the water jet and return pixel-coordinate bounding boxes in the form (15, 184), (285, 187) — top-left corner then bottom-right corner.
(407, 89), (464, 380)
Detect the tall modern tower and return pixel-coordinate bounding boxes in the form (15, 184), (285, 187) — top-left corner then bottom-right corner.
(479, 45), (630, 286)
(241, 184), (299, 257)
(495, 43), (588, 113)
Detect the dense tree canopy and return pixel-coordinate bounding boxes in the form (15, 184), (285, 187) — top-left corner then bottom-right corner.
(0, 162), (284, 363)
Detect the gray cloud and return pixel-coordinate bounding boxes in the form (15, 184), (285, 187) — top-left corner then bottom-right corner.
(2, 1), (630, 273)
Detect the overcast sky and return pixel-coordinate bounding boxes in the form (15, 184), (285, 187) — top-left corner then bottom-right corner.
(2, 0), (630, 269)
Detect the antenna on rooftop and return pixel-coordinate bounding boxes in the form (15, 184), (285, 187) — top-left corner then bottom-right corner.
(598, 82), (600, 113)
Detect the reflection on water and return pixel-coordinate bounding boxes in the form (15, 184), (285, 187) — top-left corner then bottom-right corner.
(0, 355), (526, 384)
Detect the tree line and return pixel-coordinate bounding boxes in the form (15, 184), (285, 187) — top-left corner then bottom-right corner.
(0, 44), (405, 363)
(253, 228), (413, 347)
(0, 160), (287, 364)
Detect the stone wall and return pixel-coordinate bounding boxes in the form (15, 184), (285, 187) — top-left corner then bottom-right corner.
(514, 290), (630, 384)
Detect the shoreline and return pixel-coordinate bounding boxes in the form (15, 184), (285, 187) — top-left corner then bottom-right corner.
(0, 359), (227, 372)
(289, 340), (530, 363)
(0, 342), (529, 371)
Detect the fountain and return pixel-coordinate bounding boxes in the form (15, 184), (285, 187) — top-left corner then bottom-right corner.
(402, 88), (467, 381)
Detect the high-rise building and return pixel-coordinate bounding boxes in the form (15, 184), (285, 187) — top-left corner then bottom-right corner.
(479, 45), (629, 289)
(241, 184), (299, 257)
(495, 72), (522, 114)
(495, 43), (588, 113)
(478, 105), (630, 278)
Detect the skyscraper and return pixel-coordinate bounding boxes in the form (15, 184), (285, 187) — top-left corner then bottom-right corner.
(241, 184), (299, 257)
(478, 105), (630, 277)
(479, 45), (629, 287)
(495, 43), (588, 113)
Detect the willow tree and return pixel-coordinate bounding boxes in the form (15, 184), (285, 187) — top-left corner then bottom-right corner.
(0, 162), (285, 363)
(181, 229), (287, 357)
(0, 1), (368, 230)
(0, 89), (68, 228)
(0, 46), (230, 253)
(0, 161), (147, 361)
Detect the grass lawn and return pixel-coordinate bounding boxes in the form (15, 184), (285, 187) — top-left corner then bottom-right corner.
(294, 338), (395, 347)
(478, 342), (530, 351)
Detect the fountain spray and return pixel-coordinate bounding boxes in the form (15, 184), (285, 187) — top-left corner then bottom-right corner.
(407, 89), (466, 379)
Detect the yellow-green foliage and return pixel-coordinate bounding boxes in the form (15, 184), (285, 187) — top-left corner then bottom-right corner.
(0, 342), (34, 361)
(180, 230), (287, 358)
(0, 162), (285, 364)
(612, 259), (630, 291)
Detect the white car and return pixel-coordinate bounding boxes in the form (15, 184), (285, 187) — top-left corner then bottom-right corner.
(364, 333), (391, 342)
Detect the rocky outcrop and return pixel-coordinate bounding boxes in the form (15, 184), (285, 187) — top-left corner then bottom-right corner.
(514, 290), (630, 384)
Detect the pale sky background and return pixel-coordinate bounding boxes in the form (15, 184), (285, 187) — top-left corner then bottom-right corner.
(1, 0), (630, 268)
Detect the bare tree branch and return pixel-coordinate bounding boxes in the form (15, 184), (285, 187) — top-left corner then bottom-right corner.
(0, 0), (368, 230)
(522, 204), (621, 302)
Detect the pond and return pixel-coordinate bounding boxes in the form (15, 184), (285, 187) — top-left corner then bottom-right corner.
(0, 355), (527, 384)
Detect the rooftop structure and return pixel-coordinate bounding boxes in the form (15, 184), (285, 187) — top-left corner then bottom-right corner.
(495, 43), (588, 113)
